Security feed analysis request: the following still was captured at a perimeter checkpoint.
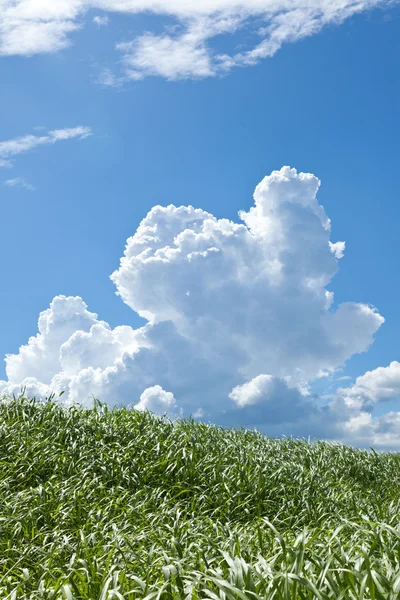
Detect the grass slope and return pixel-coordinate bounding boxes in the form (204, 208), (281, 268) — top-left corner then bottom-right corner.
(0, 398), (400, 599)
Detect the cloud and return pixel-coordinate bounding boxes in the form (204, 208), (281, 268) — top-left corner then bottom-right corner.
(0, 126), (92, 168)
(134, 385), (180, 417)
(337, 361), (400, 411)
(226, 367), (400, 448)
(230, 374), (303, 408)
(4, 296), (101, 385)
(97, 68), (124, 87)
(4, 177), (35, 191)
(227, 374), (319, 429)
(0, 1), (395, 80)
(1, 166), (396, 448)
(341, 411), (400, 449)
(0, 159), (12, 169)
(118, 31), (214, 81)
(93, 15), (109, 27)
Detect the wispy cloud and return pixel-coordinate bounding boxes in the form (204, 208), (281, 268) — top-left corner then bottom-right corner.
(0, 126), (92, 168)
(93, 15), (109, 27)
(0, 1), (396, 81)
(97, 68), (121, 87)
(4, 177), (35, 191)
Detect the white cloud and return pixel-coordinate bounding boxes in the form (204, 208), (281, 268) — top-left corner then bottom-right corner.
(0, 126), (92, 168)
(1, 166), (397, 448)
(329, 241), (346, 260)
(227, 374), (319, 430)
(230, 374), (276, 408)
(0, 377), (51, 401)
(118, 31), (214, 81)
(134, 385), (180, 417)
(4, 177), (35, 191)
(336, 406), (400, 450)
(48, 127), (91, 141)
(338, 361), (400, 411)
(97, 67), (121, 87)
(230, 374), (306, 408)
(93, 15), (109, 27)
(0, 0), (395, 80)
(5, 296), (100, 385)
(0, 159), (12, 169)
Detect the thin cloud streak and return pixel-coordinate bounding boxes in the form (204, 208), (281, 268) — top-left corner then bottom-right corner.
(4, 177), (35, 191)
(0, 126), (92, 167)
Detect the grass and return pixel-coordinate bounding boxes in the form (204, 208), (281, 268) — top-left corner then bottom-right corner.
(0, 397), (399, 599)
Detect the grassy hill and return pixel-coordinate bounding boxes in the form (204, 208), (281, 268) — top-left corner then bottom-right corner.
(0, 397), (399, 599)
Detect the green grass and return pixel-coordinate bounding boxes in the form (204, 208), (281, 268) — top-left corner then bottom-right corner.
(0, 397), (400, 599)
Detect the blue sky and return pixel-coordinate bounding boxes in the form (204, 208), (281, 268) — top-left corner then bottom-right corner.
(1, 0), (400, 447)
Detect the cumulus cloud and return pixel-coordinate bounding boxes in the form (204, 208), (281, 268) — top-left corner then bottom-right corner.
(230, 374), (303, 408)
(0, 0), (395, 80)
(5, 296), (101, 385)
(226, 374), (319, 430)
(111, 166), (382, 385)
(134, 385), (180, 417)
(0, 126), (92, 168)
(1, 166), (397, 448)
(337, 361), (400, 411)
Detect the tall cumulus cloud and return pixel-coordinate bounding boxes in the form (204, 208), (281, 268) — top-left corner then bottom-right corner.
(2, 166), (399, 447)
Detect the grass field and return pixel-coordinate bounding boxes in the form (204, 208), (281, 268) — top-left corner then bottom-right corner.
(1, 397), (400, 599)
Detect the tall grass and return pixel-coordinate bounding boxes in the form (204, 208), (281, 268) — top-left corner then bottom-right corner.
(0, 397), (399, 599)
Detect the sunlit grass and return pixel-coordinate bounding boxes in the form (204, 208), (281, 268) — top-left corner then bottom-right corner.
(0, 397), (399, 599)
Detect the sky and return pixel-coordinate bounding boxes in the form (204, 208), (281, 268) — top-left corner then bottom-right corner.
(0, 0), (400, 449)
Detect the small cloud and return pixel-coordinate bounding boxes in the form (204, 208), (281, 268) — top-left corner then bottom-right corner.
(0, 159), (12, 168)
(134, 385), (180, 417)
(93, 15), (109, 27)
(97, 67), (121, 87)
(5, 177), (35, 191)
(118, 33), (215, 81)
(330, 241), (346, 259)
(0, 126), (92, 168)
(48, 126), (92, 141)
(193, 408), (204, 418)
